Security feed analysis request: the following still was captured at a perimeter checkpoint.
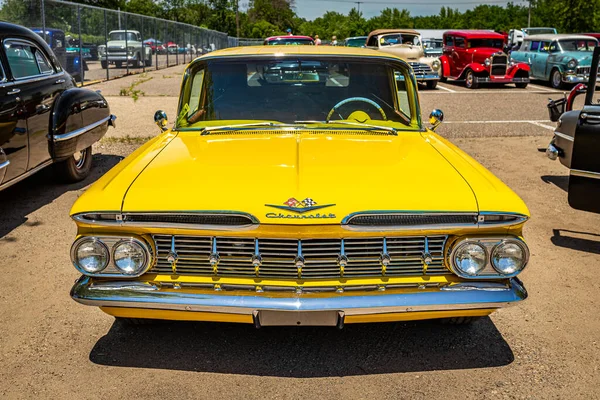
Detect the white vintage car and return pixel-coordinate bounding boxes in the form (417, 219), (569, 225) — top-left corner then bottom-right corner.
(366, 29), (441, 89)
(98, 30), (152, 69)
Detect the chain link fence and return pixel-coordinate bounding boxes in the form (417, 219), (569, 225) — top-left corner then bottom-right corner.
(1, 0), (236, 84)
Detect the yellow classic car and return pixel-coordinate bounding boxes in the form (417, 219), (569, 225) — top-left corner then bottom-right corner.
(69, 46), (530, 327)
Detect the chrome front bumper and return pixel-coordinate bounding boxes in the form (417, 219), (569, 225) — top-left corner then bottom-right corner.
(563, 73), (589, 83)
(71, 276), (527, 318)
(414, 73), (440, 82)
(476, 76), (530, 83)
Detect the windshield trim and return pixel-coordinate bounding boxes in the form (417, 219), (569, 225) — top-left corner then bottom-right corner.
(177, 55), (423, 132)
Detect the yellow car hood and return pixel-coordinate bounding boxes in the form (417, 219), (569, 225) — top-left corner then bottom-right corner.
(119, 131), (480, 224)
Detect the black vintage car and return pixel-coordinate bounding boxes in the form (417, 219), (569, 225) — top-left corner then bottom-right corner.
(546, 45), (600, 213)
(0, 22), (115, 191)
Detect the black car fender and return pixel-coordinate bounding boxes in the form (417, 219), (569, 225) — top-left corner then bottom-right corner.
(49, 88), (115, 161)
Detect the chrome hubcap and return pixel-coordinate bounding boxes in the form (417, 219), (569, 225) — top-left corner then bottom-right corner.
(73, 150), (86, 169)
(466, 73), (473, 87)
(553, 71), (561, 87)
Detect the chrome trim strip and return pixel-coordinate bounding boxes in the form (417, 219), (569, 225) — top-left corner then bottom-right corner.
(342, 211), (528, 231)
(0, 160), (9, 170)
(554, 131), (574, 142)
(571, 169), (600, 180)
(342, 211), (478, 225)
(72, 211), (259, 229)
(53, 115), (113, 142)
(0, 160), (52, 191)
(71, 277), (526, 316)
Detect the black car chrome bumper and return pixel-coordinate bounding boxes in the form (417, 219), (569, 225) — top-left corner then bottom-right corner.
(71, 276), (527, 324)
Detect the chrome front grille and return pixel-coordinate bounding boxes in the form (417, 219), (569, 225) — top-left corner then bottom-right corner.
(408, 62), (435, 76)
(152, 235), (449, 278)
(576, 66), (600, 75)
(491, 54), (508, 76)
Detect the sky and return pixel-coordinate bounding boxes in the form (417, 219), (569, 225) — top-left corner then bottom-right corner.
(287, 0), (527, 20)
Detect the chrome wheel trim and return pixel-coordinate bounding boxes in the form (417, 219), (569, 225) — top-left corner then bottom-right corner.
(466, 71), (474, 87)
(73, 149), (86, 169)
(552, 70), (562, 88)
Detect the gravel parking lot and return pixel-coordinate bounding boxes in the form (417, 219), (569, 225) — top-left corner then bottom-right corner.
(1, 64), (599, 399)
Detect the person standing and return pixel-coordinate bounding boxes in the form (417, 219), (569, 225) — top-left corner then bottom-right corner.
(331, 35), (338, 46)
(286, 28), (293, 36)
(315, 35), (322, 46)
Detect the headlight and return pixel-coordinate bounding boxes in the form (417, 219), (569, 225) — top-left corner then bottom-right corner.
(484, 58), (491, 67)
(431, 59), (440, 71)
(73, 238), (109, 273)
(567, 59), (577, 69)
(453, 242), (487, 276)
(491, 241), (528, 275)
(113, 240), (148, 275)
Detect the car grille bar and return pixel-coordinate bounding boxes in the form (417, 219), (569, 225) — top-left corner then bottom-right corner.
(491, 54), (508, 76)
(152, 235), (450, 279)
(408, 62), (435, 76)
(576, 66), (600, 75)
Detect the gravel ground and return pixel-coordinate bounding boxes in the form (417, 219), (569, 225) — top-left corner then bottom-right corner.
(0, 65), (599, 399)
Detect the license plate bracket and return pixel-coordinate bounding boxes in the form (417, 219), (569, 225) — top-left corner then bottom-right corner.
(255, 310), (343, 327)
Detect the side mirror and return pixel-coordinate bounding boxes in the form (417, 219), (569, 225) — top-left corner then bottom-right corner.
(154, 110), (168, 132)
(429, 109), (444, 131)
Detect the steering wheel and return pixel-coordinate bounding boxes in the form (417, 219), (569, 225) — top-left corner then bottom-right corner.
(326, 97), (387, 122)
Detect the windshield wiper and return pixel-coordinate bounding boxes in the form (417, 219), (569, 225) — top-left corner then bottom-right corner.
(199, 122), (305, 135)
(294, 120), (398, 135)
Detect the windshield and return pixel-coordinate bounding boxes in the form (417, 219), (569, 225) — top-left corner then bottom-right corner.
(424, 39), (443, 49)
(524, 28), (556, 35)
(177, 58), (417, 129)
(346, 38), (366, 47)
(380, 34), (421, 47)
(265, 38), (314, 45)
(468, 38), (504, 49)
(109, 32), (138, 42)
(559, 39), (597, 51)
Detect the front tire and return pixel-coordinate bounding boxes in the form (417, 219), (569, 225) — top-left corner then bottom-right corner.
(115, 61), (122, 68)
(465, 70), (479, 89)
(516, 82), (528, 88)
(426, 80), (438, 90)
(54, 146), (92, 183)
(551, 69), (565, 89)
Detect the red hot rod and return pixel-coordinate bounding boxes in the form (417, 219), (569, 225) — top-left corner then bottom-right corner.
(440, 30), (530, 89)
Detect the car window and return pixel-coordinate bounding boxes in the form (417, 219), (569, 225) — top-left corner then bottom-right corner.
(520, 41), (530, 51)
(455, 37), (465, 48)
(178, 58), (416, 128)
(530, 41), (540, 51)
(367, 36), (378, 47)
(4, 39), (54, 79)
(549, 41), (559, 52)
(539, 41), (550, 53)
(445, 36), (454, 47)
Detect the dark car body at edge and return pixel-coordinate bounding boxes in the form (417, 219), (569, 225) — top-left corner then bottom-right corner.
(0, 22), (114, 191)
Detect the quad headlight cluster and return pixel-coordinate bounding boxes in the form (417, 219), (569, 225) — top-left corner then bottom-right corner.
(449, 237), (529, 279)
(71, 236), (152, 277)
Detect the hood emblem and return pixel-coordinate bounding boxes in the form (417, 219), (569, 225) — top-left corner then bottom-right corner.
(266, 197), (335, 214)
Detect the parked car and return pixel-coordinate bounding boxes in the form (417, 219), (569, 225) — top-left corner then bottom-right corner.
(365, 29), (440, 89)
(510, 34), (597, 89)
(65, 35), (98, 60)
(31, 27), (88, 82)
(69, 45), (529, 327)
(423, 38), (443, 57)
(508, 27), (558, 50)
(344, 36), (367, 47)
(143, 38), (163, 54)
(263, 35), (314, 45)
(97, 30), (152, 69)
(0, 22), (115, 191)
(544, 46), (600, 213)
(440, 30), (530, 89)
